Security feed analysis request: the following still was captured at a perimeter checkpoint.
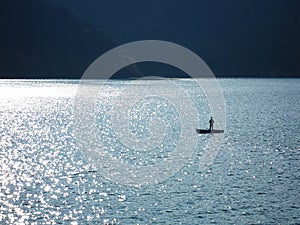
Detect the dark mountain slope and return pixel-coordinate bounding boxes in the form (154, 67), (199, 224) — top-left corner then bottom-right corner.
(47, 0), (300, 77)
(0, 0), (115, 78)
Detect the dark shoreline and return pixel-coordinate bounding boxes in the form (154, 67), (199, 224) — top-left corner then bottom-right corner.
(0, 76), (299, 80)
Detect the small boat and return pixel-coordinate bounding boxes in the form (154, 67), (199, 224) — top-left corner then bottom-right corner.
(196, 129), (224, 134)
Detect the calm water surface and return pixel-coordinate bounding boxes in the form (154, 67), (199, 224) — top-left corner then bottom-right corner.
(0, 79), (299, 224)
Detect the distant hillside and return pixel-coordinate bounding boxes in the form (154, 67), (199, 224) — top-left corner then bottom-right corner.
(46, 0), (300, 77)
(0, 0), (300, 78)
(0, 0), (115, 78)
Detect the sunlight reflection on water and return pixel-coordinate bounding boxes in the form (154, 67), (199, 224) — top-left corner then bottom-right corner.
(0, 79), (299, 224)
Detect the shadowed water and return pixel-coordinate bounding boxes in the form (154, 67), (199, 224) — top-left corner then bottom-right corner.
(0, 79), (299, 224)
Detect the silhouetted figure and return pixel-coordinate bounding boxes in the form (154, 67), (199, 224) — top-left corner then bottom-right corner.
(209, 117), (214, 130)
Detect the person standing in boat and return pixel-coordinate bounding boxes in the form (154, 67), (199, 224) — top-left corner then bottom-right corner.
(209, 117), (214, 130)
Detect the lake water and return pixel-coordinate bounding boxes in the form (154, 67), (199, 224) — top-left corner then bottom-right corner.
(0, 79), (299, 224)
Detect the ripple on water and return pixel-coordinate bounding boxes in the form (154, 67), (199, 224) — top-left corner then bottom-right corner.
(0, 79), (299, 224)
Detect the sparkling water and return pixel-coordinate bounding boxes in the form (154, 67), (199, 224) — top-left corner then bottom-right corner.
(0, 79), (299, 224)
